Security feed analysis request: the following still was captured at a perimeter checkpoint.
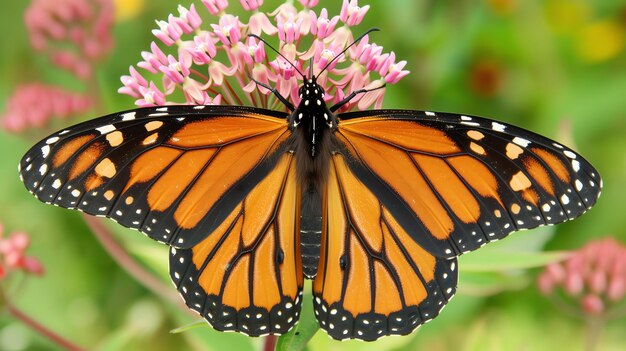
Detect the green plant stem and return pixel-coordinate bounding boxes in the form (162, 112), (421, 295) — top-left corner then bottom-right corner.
(585, 316), (605, 351)
(5, 300), (85, 351)
(82, 215), (188, 311)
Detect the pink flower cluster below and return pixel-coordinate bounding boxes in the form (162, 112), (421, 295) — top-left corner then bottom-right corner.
(0, 225), (44, 279)
(119, 0), (410, 112)
(538, 238), (626, 315)
(1, 84), (92, 133)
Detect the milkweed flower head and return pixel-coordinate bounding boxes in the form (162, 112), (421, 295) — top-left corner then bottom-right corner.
(537, 238), (626, 316)
(1, 83), (92, 133)
(119, 0), (409, 112)
(0, 224), (44, 279)
(24, 0), (115, 80)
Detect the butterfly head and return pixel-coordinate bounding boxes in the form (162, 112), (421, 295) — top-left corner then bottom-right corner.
(297, 76), (326, 110)
(291, 75), (334, 130)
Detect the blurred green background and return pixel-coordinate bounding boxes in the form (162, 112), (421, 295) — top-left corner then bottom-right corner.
(1, 0), (625, 350)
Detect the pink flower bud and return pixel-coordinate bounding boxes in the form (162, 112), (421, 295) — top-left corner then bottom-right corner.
(247, 37), (266, 64)
(9, 232), (30, 251)
(588, 271), (607, 294)
(5, 251), (24, 269)
(565, 273), (584, 295)
(137, 82), (166, 107)
(299, 0), (319, 7)
(203, 0), (229, 16)
(277, 14), (302, 44)
(240, 0), (263, 11)
(340, 0), (369, 26)
(212, 15), (243, 46)
(537, 272), (556, 294)
(311, 9), (340, 39)
(179, 4), (202, 30)
(22, 256), (45, 275)
(607, 276), (626, 301)
(581, 295), (604, 315)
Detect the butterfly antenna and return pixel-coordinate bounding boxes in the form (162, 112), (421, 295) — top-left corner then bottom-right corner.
(248, 34), (305, 79)
(317, 28), (380, 78)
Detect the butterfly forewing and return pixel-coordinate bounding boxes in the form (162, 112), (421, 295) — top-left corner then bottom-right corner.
(19, 106), (291, 248)
(335, 110), (602, 258)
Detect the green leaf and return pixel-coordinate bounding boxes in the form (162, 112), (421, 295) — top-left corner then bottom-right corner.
(276, 292), (319, 351)
(170, 319), (207, 334)
(458, 271), (532, 296)
(459, 250), (569, 272)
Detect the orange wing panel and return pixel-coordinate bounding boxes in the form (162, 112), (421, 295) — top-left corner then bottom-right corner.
(313, 154), (457, 341)
(170, 153), (303, 337)
(336, 112), (601, 257)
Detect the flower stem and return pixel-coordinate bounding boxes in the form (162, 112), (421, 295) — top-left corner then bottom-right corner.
(5, 301), (85, 351)
(81, 215), (188, 312)
(263, 335), (277, 351)
(585, 316), (605, 351)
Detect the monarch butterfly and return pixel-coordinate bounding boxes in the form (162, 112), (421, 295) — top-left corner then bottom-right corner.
(19, 35), (601, 341)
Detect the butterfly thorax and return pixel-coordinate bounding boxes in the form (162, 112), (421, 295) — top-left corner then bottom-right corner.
(289, 77), (338, 192)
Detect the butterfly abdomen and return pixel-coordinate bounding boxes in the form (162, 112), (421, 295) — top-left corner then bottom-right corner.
(300, 187), (322, 279)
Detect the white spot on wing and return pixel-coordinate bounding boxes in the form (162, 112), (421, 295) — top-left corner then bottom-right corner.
(492, 122), (506, 132)
(41, 145), (51, 158)
(46, 136), (60, 144)
(575, 180), (583, 191)
(121, 112), (136, 121)
(564, 150), (577, 159)
(425, 111), (436, 116)
(96, 125), (116, 134)
(461, 121), (480, 127)
(513, 137), (530, 147)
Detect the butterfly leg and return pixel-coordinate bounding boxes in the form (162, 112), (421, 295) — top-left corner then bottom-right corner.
(248, 74), (295, 111)
(329, 84), (386, 112)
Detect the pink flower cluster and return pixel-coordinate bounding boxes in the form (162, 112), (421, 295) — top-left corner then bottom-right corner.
(24, 0), (115, 80)
(0, 225), (44, 279)
(538, 238), (626, 315)
(1, 83), (92, 132)
(120, 0), (409, 112)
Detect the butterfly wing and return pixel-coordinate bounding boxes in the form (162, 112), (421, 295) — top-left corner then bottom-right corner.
(170, 153), (304, 336)
(19, 105), (291, 248)
(334, 110), (602, 258)
(20, 105), (305, 335)
(312, 154), (457, 341)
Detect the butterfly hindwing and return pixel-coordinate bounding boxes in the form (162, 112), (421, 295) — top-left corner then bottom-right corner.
(19, 105), (290, 248)
(335, 110), (602, 258)
(312, 154), (457, 341)
(170, 153), (304, 336)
